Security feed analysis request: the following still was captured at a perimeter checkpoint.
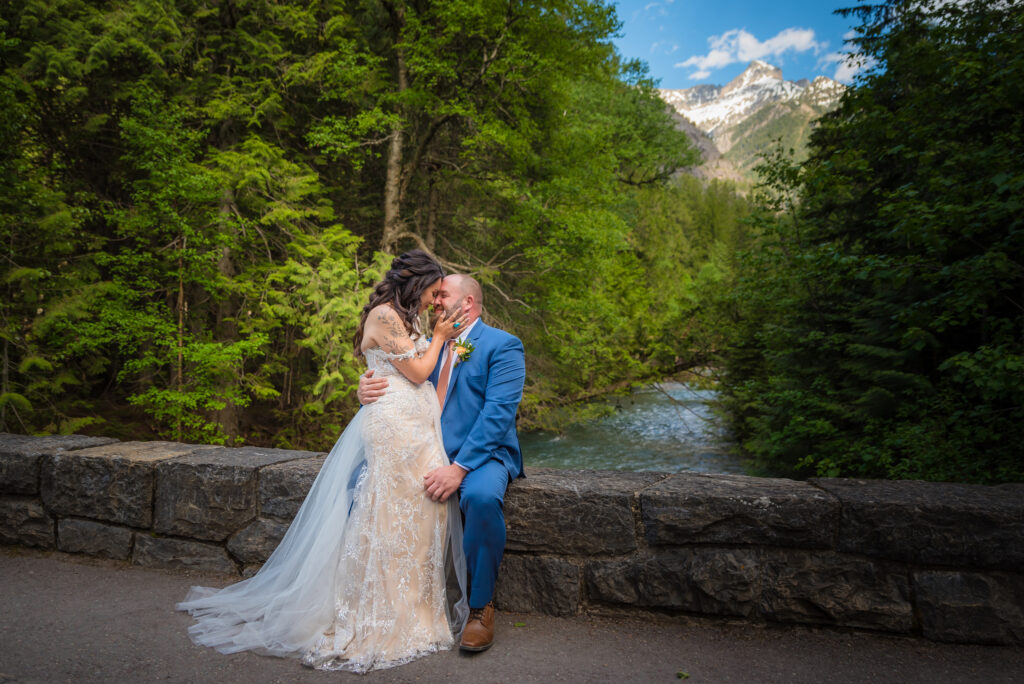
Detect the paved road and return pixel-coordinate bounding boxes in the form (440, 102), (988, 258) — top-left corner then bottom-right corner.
(1, 548), (1022, 683)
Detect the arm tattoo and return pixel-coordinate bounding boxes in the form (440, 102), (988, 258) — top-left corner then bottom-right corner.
(375, 307), (413, 355)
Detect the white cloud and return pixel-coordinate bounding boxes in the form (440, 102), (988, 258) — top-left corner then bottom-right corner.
(650, 40), (681, 55)
(675, 27), (824, 80)
(831, 54), (860, 83)
(640, 1), (673, 18)
(827, 52), (877, 84)
(817, 31), (877, 85)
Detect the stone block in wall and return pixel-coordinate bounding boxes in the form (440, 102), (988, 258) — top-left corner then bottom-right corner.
(759, 550), (912, 633)
(914, 571), (1024, 645)
(41, 441), (217, 528)
(812, 478), (1024, 570)
(0, 497), (54, 549)
(57, 518), (133, 560)
(494, 554), (580, 617)
(259, 454), (327, 521)
(154, 447), (310, 542)
(505, 468), (664, 555)
(133, 535), (237, 575)
(641, 473), (838, 549)
(0, 433), (117, 495)
(226, 518), (290, 564)
(585, 548), (761, 618)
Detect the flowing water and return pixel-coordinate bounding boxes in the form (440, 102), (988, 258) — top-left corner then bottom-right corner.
(519, 381), (745, 474)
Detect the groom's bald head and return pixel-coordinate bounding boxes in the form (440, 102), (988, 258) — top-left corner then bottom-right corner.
(441, 274), (483, 321)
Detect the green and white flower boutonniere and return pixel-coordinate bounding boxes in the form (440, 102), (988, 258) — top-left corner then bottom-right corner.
(453, 339), (475, 364)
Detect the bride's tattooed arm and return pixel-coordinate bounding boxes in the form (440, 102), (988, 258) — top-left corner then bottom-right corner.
(363, 305), (468, 385)
(376, 307), (415, 355)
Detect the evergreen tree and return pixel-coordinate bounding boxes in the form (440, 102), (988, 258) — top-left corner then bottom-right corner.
(2, 0), (718, 446)
(722, 0), (1024, 483)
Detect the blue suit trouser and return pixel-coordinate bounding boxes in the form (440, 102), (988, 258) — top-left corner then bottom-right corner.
(458, 458), (510, 609)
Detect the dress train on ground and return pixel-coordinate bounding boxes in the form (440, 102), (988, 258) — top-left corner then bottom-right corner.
(178, 350), (468, 672)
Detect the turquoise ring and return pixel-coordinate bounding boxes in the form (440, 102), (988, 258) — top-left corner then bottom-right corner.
(453, 322), (461, 329)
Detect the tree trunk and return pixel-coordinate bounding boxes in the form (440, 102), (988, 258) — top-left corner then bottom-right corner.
(1, 335), (8, 430)
(381, 8), (408, 254)
(383, 126), (405, 252)
(176, 237), (185, 440)
(213, 196), (241, 442)
(425, 173), (439, 251)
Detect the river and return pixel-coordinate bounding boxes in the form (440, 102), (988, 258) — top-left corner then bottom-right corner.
(518, 381), (745, 474)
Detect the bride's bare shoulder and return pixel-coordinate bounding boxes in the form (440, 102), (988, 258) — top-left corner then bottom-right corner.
(366, 303), (399, 322)
(363, 304), (413, 355)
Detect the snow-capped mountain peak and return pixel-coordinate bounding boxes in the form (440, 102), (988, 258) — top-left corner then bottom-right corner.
(659, 61), (845, 151)
(659, 61), (847, 185)
(721, 60), (783, 95)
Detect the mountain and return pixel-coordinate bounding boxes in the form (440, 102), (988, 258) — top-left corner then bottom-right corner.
(660, 60), (845, 185)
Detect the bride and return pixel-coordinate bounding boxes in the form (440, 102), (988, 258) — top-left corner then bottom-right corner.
(178, 250), (470, 673)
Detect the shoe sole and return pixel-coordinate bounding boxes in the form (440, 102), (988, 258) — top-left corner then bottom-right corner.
(459, 641), (493, 653)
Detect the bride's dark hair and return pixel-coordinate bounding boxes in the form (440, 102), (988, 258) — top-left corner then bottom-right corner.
(353, 250), (444, 354)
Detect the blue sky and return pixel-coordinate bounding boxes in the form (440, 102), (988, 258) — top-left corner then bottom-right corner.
(610, 0), (864, 89)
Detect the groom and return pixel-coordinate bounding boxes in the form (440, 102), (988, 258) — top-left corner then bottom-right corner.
(357, 274), (526, 653)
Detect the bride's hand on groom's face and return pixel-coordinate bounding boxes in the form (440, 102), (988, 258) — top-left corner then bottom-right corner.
(357, 369), (389, 404)
(432, 308), (470, 341)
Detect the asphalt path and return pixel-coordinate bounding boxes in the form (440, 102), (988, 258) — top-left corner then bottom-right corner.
(1, 548), (1022, 683)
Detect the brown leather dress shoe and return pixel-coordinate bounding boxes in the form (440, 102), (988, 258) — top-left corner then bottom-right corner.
(459, 602), (495, 652)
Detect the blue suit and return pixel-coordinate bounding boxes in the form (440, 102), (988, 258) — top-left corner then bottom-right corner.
(429, 320), (525, 608)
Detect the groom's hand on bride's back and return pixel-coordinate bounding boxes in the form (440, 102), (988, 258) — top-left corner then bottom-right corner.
(357, 370), (389, 404)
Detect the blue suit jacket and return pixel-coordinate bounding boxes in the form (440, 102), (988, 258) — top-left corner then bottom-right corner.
(429, 320), (526, 479)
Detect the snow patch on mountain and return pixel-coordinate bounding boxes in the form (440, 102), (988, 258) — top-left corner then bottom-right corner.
(800, 76), (847, 108)
(660, 61), (844, 140)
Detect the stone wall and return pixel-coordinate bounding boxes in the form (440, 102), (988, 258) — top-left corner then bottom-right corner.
(2, 433), (1022, 645)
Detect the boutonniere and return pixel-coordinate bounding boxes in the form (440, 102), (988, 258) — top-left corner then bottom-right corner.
(453, 339), (475, 364)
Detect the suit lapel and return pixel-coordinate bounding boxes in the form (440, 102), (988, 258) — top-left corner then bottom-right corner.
(446, 320), (487, 405)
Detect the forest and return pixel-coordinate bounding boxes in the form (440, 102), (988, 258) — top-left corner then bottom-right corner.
(720, 0), (1023, 483)
(1, 0), (747, 448)
(1, 0), (1020, 484)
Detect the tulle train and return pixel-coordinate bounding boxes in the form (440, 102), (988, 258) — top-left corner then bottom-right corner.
(176, 409), (468, 665)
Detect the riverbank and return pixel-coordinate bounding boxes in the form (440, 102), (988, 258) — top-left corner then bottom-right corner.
(520, 381), (743, 473)
(2, 548), (1022, 683)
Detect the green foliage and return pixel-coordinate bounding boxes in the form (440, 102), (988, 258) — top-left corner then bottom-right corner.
(722, 99), (823, 174)
(0, 0), (382, 444)
(1, 0), (744, 448)
(721, 0), (1024, 483)
(126, 335), (268, 444)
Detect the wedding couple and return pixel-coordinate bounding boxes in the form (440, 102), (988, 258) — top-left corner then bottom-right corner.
(178, 250), (526, 673)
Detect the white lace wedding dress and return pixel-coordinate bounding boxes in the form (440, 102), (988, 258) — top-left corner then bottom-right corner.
(178, 336), (468, 673)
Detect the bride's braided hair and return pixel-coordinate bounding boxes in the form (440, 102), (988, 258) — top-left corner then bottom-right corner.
(353, 250), (445, 355)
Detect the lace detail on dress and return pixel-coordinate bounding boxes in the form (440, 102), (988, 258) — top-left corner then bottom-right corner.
(366, 346), (418, 363)
(301, 335), (457, 673)
(363, 334), (429, 377)
(178, 332), (465, 675)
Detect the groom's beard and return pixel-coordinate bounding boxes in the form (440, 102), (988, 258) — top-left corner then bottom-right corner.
(431, 300), (465, 326)
(443, 302), (463, 319)
(430, 303), (462, 329)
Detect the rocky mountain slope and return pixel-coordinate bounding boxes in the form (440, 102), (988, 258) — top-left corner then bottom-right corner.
(660, 60), (846, 185)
